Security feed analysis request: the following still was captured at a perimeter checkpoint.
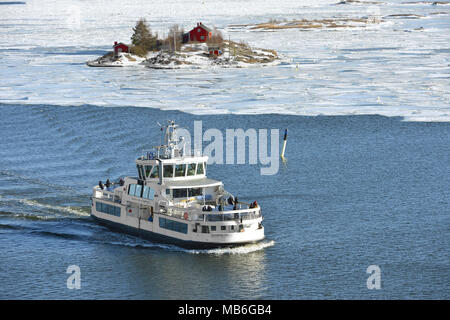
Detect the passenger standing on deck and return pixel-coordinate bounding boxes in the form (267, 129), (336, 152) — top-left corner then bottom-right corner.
(105, 179), (111, 191)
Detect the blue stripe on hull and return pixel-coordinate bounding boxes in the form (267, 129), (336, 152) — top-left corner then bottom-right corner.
(91, 214), (259, 249)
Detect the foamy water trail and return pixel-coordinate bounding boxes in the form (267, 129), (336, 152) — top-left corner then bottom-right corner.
(19, 199), (90, 217)
(188, 240), (276, 255)
(0, 210), (59, 221)
(102, 238), (275, 255)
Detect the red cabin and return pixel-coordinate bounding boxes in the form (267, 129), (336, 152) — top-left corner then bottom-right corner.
(208, 45), (222, 57)
(113, 42), (129, 57)
(209, 49), (222, 56)
(188, 22), (212, 42)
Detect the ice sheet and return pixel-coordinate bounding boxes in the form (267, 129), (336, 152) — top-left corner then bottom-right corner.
(0, 0), (449, 121)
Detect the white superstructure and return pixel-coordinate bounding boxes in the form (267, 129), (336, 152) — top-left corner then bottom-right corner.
(91, 121), (264, 248)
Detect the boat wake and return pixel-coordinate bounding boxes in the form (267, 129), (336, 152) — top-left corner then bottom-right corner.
(19, 199), (90, 217)
(187, 240), (276, 255)
(87, 232), (275, 255)
(0, 210), (60, 221)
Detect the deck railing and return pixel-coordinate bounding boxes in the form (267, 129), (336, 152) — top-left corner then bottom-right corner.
(162, 206), (261, 222)
(93, 187), (121, 203)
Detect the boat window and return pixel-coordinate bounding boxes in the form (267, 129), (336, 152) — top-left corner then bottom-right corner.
(188, 188), (203, 197)
(150, 165), (159, 178)
(134, 184), (142, 197)
(143, 186), (149, 198)
(166, 189), (171, 195)
(96, 202), (120, 217)
(143, 186), (154, 200)
(196, 162), (204, 175)
(221, 226), (226, 231)
(173, 188), (188, 198)
(145, 166), (152, 178)
(159, 217), (188, 234)
(187, 163), (196, 176)
(211, 226), (216, 231)
(128, 184), (136, 196)
(163, 164), (174, 178)
(175, 164), (186, 177)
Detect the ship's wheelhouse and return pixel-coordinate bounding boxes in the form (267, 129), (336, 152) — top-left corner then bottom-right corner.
(135, 156), (208, 181)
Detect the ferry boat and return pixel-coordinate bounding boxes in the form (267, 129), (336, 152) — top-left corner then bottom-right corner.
(91, 121), (264, 249)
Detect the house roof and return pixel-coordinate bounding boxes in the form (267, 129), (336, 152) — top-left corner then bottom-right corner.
(113, 42), (129, 48)
(192, 23), (211, 33)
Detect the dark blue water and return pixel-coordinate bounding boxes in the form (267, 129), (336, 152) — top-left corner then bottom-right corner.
(0, 104), (448, 299)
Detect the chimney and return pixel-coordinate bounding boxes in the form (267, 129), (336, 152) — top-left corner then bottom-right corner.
(114, 41), (118, 46)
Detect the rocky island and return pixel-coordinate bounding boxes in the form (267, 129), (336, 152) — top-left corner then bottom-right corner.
(87, 19), (280, 69)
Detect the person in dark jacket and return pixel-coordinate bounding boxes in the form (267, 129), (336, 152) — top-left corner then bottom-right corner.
(105, 179), (111, 190)
(233, 197), (239, 210)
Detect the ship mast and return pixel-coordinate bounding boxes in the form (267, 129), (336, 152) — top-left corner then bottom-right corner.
(157, 120), (185, 159)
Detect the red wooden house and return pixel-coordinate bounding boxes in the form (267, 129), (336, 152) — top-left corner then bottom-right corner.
(113, 42), (130, 57)
(188, 22), (212, 42)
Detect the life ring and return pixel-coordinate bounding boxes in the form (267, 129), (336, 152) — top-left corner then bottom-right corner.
(184, 212), (189, 220)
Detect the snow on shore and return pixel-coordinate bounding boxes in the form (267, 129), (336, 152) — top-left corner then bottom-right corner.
(87, 42), (282, 69)
(86, 52), (145, 67)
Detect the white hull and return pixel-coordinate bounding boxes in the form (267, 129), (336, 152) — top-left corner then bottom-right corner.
(91, 199), (264, 249)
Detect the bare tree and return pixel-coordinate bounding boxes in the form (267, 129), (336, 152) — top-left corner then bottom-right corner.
(165, 24), (183, 52)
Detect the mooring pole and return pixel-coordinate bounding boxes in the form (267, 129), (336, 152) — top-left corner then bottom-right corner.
(281, 129), (288, 161)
